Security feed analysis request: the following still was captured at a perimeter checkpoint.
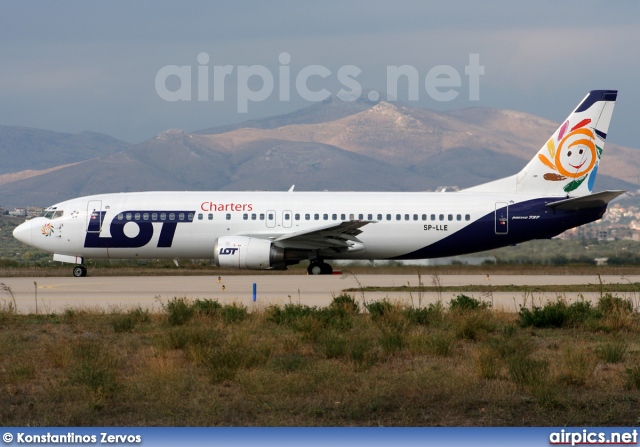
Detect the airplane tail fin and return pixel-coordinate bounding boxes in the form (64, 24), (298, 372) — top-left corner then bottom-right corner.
(466, 90), (617, 196)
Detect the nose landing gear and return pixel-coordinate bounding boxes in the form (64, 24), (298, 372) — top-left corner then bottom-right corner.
(72, 265), (88, 277)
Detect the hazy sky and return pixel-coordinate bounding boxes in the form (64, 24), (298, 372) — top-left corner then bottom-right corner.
(2, 0), (639, 148)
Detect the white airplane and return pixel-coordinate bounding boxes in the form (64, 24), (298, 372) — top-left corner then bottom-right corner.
(14, 90), (623, 277)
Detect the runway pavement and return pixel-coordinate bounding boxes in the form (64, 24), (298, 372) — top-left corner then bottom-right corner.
(2, 274), (639, 313)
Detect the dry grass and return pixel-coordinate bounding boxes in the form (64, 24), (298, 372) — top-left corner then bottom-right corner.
(1, 295), (639, 426)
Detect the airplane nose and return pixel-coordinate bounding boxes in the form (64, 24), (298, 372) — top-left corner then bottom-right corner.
(13, 220), (33, 246)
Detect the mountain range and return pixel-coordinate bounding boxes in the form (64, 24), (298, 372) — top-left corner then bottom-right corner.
(1, 97), (639, 208)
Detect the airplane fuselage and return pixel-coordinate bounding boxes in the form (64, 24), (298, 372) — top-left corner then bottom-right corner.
(17, 190), (605, 263)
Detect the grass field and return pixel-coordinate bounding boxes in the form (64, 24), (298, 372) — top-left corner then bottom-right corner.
(1, 293), (639, 426)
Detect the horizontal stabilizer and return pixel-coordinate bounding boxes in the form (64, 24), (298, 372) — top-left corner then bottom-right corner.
(545, 190), (625, 210)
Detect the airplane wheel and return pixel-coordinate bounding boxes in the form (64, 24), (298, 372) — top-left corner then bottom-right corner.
(307, 262), (333, 275)
(308, 263), (323, 275)
(320, 262), (333, 275)
(72, 265), (87, 277)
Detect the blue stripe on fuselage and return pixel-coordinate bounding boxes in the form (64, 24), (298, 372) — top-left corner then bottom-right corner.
(393, 198), (607, 260)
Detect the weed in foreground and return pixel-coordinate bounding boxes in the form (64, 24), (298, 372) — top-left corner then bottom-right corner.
(624, 365), (640, 390)
(427, 331), (456, 357)
(475, 348), (499, 380)
(507, 354), (549, 389)
(557, 346), (596, 387)
(350, 336), (378, 371)
(596, 339), (628, 364)
(68, 339), (119, 395)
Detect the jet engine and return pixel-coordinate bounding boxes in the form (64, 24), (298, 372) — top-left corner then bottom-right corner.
(213, 236), (286, 270)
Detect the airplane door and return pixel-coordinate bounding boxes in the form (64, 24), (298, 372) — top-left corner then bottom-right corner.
(266, 210), (276, 228)
(282, 210), (292, 228)
(495, 202), (508, 235)
(87, 200), (103, 233)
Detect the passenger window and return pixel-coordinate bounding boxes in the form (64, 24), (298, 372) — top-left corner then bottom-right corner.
(431, 214), (436, 221)
(456, 214), (461, 221)
(341, 214), (346, 220)
(358, 214), (364, 220)
(259, 214), (265, 220)
(413, 214), (418, 221)
(188, 213), (194, 221)
(377, 214), (382, 220)
(314, 214), (319, 220)
(396, 214), (401, 221)
(226, 213), (231, 220)
(143, 213), (149, 220)
(126, 213), (132, 221)
(332, 214), (337, 220)
(208, 214), (213, 220)
(422, 214), (427, 221)
(323, 214), (328, 220)
(349, 214), (354, 220)
(198, 213), (203, 220)
(152, 213), (158, 220)
(465, 214), (471, 221)
(252, 214), (257, 220)
(439, 214), (444, 221)
(448, 214), (453, 221)
(134, 213), (140, 221)
(268, 213), (274, 220)
(285, 213), (290, 220)
(117, 213), (124, 220)
(305, 214), (310, 220)
(243, 213), (248, 220)
(404, 214), (409, 221)
(179, 213), (185, 221)
(294, 214), (300, 220)
(169, 213), (175, 221)
(368, 214), (373, 220)
(386, 214), (391, 221)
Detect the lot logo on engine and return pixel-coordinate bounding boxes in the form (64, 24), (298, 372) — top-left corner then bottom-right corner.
(219, 247), (239, 255)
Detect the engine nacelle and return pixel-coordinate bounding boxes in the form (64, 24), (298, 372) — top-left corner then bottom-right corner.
(214, 236), (285, 270)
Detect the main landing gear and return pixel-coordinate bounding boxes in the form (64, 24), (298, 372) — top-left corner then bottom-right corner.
(72, 265), (88, 277)
(307, 261), (333, 275)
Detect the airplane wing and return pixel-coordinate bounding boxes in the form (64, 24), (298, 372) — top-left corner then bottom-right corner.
(264, 220), (374, 251)
(545, 190), (626, 210)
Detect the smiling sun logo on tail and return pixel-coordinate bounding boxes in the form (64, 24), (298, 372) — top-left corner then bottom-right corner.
(538, 118), (602, 193)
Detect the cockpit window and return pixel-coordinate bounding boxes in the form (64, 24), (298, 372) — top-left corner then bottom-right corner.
(42, 211), (55, 219)
(53, 211), (64, 219)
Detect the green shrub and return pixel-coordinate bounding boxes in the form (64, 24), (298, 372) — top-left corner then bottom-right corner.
(164, 297), (194, 326)
(598, 294), (633, 315)
(192, 299), (222, 315)
(519, 299), (600, 328)
(221, 303), (248, 324)
(365, 299), (393, 319)
(449, 294), (490, 311)
(403, 302), (444, 325)
(329, 294), (359, 314)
